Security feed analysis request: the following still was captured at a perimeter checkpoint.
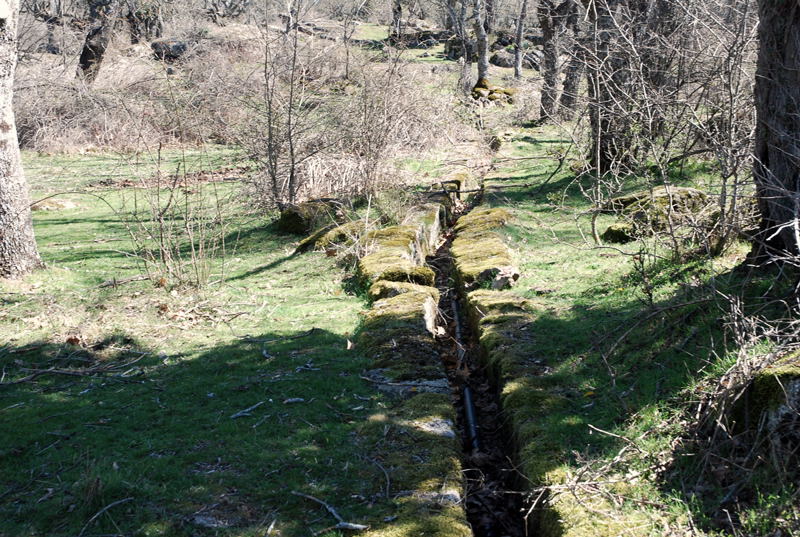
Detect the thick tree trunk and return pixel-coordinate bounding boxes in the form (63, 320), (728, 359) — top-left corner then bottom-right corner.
(513, 0), (528, 79)
(473, 0), (489, 86)
(559, 1), (584, 118)
(77, 0), (120, 83)
(752, 0), (800, 258)
(584, 0), (632, 174)
(538, 0), (572, 121)
(0, 0), (42, 278)
(390, 0), (402, 42)
(484, 0), (495, 34)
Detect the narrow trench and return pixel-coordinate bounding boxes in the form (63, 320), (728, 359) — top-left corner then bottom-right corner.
(426, 200), (528, 537)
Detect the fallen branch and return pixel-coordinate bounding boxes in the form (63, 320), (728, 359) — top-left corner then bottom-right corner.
(98, 274), (149, 288)
(78, 497), (134, 537)
(291, 491), (368, 533)
(230, 401), (264, 419)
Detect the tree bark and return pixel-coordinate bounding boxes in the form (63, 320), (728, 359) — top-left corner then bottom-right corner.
(473, 0), (489, 86)
(559, 1), (584, 118)
(0, 0), (42, 278)
(538, 0), (571, 121)
(77, 0), (120, 83)
(752, 0), (800, 258)
(390, 0), (402, 42)
(583, 0), (632, 174)
(513, 0), (528, 79)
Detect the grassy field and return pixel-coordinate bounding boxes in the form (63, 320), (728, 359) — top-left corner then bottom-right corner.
(477, 125), (797, 535)
(0, 151), (435, 537)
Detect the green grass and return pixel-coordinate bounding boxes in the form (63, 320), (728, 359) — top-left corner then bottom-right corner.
(352, 23), (388, 41)
(474, 124), (797, 536)
(0, 151), (454, 536)
(24, 146), (245, 197)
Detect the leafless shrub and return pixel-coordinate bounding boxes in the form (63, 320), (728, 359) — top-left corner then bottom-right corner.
(556, 0), (759, 259)
(118, 159), (236, 287)
(240, 26), (451, 209)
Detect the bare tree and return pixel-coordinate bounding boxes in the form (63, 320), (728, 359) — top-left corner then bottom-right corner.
(538, 0), (572, 120)
(512, 0), (528, 79)
(558, 0), (584, 118)
(390, 0), (402, 42)
(0, 0), (42, 277)
(751, 0), (800, 260)
(77, 0), (121, 83)
(473, 0), (490, 86)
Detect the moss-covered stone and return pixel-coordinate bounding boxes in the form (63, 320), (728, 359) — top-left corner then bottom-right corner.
(276, 200), (343, 234)
(359, 394), (471, 537)
(604, 186), (713, 236)
(294, 224), (336, 253)
(358, 290), (441, 378)
(454, 207), (511, 235)
(451, 233), (517, 290)
(368, 280), (440, 302)
(740, 351), (800, 448)
(601, 222), (635, 244)
(358, 224), (436, 286)
(358, 253), (436, 287)
(402, 204), (443, 257)
(317, 220), (367, 249)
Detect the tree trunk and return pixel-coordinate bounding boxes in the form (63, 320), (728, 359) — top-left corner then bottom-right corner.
(559, 1), (584, 118)
(538, 0), (571, 121)
(583, 0), (632, 174)
(390, 0), (402, 42)
(752, 0), (800, 258)
(513, 0), (528, 79)
(0, 0), (42, 278)
(77, 0), (120, 83)
(484, 0), (495, 34)
(473, 0), (489, 86)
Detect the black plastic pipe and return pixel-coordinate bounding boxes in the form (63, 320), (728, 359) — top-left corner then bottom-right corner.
(452, 297), (481, 453)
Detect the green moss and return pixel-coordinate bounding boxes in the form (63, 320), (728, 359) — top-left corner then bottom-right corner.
(294, 224), (336, 253)
(750, 350), (800, 415)
(454, 207), (511, 235)
(605, 186), (712, 235)
(402, 204), (442, 257)
(368, 281), (440, 302)
(276, 200), (343, 234)
(359, 394), (470, 537)
(451, 233), (515, 288)
(317, 220), (367, 249)
(366, 225), (420, 246)
(601, 222), (635, 244)
(358, 291), (440, 377)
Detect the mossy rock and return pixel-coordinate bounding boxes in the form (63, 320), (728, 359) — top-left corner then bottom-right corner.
(358, 291), (441, 376)
(317, 220), (367, 249)
(472, 88), (490, 99)
(358, 253), (436, 287)
(359, 394), (471, 537)
(600, 222), (635, 244)
(451, 233), (517, 290)
(402, 204), (443, 257)
(365, 225), (420, 249)
(294, 223), (336, 254)
(276, 200), (343, 234)
(738, 351), (800, 449)
(604, 187), (712, 234)
(441, 171), (478, 193)
(368, 280), (440, 302)
(454, 207), (511, 235)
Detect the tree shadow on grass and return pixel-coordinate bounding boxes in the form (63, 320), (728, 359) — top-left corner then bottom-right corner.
(0, 326), (471, 537)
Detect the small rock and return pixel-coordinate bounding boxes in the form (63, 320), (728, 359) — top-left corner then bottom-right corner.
(414, 418), (456, 439)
